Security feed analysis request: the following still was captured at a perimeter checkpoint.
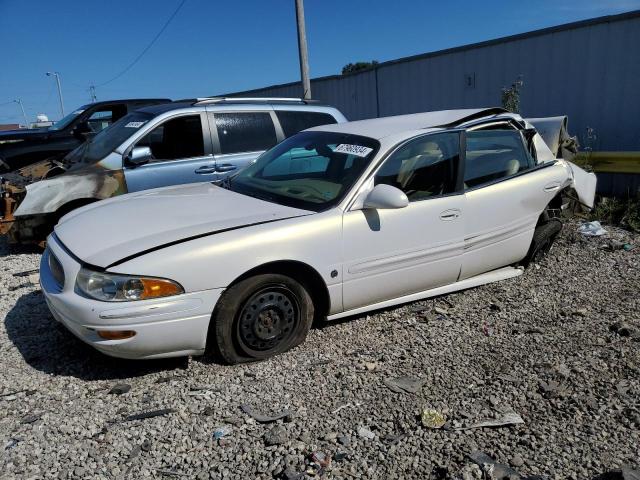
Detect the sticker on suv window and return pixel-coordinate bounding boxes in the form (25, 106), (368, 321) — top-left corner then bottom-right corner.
(125, 121), (146, 128)
(334, 144), (373, 157)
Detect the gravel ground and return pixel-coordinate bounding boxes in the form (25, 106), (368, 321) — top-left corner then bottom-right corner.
(0, 221), (638, 480)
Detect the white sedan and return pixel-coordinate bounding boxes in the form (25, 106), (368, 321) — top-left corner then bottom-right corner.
(40, 108), (596, 363)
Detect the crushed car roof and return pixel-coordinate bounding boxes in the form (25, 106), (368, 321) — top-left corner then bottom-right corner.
(309, 107), (509, 139)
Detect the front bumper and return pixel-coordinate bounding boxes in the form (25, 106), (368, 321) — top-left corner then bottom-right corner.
(40, 235), (223, 359)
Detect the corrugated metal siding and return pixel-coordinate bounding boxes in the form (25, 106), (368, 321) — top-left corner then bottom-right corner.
(224, 11), (640, 152)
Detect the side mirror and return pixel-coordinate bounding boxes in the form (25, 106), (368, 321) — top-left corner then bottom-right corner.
(72, 121), (91, 138)
(126, 146), (153, 166)
(363, 184), (409, 210)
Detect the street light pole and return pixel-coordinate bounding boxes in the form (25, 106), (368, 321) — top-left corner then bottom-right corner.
(46, 72), (65, 117)
(13, 99), (28, 128)
(295, 0), (311, 99)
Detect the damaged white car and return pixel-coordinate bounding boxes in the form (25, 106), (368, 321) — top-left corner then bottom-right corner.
(40, 108), (596, 363)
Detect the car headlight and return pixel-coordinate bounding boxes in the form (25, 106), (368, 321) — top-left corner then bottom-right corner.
(75, 267), (184, 302)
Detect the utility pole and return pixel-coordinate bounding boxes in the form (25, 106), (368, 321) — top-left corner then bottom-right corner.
(89, 85), (97, 103)
(13, 99), (28, 128)
(46, 71), (65, 117)
(295, 0), (311, 99)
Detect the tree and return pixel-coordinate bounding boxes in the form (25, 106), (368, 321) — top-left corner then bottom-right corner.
(501, 75), (524, 113)
(341, 61), (379, 75)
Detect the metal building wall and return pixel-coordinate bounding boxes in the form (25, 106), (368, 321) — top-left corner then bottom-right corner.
(224, 11), (640, 152)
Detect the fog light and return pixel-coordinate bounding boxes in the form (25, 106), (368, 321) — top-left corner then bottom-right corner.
(97, 330), (136, 340)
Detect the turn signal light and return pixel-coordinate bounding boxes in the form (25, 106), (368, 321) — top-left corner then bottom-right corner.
(97, 330), (137, 340)
(138, 278), (183, 299)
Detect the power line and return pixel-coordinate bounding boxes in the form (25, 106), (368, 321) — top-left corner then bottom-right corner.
(95, 0), (187, 88)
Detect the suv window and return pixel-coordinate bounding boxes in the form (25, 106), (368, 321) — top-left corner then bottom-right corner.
(275, 110), (337, 137)
(136, 115), (204, 162)
(464, 130), (532, 188)
(215, 112), (277, 154)
(375, 132), (460, 202)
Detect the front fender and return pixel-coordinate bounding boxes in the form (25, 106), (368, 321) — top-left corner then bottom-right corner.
(14, 170), (126, 216)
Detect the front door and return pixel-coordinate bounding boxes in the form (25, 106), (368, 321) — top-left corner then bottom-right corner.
(124, 113), (215, 192)
(342, 132), (465, 311)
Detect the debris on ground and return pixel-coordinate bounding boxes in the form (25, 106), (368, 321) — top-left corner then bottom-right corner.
(240, 404), (292, 423)
(609, 322), (638, 338)
(594, 468), (640, 480)
(421, 408), (446, 429)
(467, 451), (547, 479)
(357, 426), (376, 440)
(212, 425), (232, 440)
(264, 425), (289, 446)
(578, 221), (608, 236)
(306, 451), (331, 476)
(456, 411), (525, 430)
(20, 413), (42, 424)
(331, 402), (361, 414)
(124, 408), (176, 422)
(383, 376), (427, 394)
(108, 383), (131, 395)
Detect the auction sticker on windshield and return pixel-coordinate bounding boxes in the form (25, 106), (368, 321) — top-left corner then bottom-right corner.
(125, 121), (146, 128)
(334, 144), (373, 157)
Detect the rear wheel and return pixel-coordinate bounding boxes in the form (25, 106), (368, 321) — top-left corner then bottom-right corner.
(210, 274), (314, 364)
(523, 218), (563, 267)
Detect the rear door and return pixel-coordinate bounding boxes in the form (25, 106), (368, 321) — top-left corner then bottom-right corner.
(210, 110), (280, 178)
(124, 112), (215, 192)
(460, 126), (567, 279)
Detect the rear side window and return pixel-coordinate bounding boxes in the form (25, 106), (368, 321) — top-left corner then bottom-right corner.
(275, 110), (338, 137)
(464, 130), (532, 188)
(215, 112), (277, 154)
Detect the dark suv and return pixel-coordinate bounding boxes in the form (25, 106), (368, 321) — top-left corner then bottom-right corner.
(0, 98), (170, 172)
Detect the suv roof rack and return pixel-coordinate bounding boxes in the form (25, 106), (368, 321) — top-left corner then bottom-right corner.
(193, 97), (319, 106)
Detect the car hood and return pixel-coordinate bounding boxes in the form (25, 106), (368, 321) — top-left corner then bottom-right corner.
(0, 128), (49, 141)
(54, 182), (313, 268)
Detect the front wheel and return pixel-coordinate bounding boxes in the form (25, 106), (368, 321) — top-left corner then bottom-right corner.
(210, 274), (314, 364)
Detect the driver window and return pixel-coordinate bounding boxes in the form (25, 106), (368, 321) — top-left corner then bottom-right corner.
(375, 132), (460, 202)
(135, 115), (205, 163)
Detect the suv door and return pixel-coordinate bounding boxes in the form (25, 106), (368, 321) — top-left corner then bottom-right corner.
(124, 112), (215, 192)
(342, 132), (465, 311)
(460, 127), (567, 279)
(210, 110), (280, 178)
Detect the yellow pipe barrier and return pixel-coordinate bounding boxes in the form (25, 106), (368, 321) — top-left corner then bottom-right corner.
(573, 152), (640, 175)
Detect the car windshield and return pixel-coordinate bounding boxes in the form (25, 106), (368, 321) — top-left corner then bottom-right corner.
(65, 111), (155, 164)
(48, 105), (90, 131)
(230, 131), (379, 212)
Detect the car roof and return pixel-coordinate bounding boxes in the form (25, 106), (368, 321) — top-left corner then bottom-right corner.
(308, 107), (511, 139)
(86, 98), (170, 108)
(136, 97), (336, 116)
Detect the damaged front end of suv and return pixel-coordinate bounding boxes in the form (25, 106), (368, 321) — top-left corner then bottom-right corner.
(0, 150), (127, 246)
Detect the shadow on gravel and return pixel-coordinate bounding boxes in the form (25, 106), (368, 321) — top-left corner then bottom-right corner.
(4, 291), (187, 381)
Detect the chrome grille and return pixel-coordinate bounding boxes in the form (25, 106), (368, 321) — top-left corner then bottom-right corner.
(48, 251), (65, 289)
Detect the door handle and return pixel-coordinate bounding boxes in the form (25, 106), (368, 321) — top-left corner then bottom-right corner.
(439, 209), (461, 221)
(195, 165), (217, 174)
(544, 182), (561, 192)
(216, 164), (237, 173)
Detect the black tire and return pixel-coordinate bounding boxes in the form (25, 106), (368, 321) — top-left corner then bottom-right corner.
(210, 274), (314, 364)
(523, 218), (563, 267)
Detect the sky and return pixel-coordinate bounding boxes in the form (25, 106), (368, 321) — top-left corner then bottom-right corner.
(1, 0), (639, 125)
